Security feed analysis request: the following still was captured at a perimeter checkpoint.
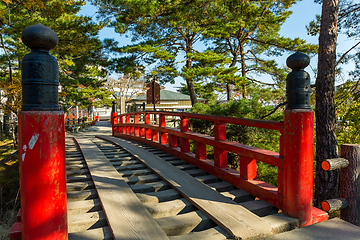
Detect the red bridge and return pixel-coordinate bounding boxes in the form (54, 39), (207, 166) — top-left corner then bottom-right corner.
(9, 24), (360, 240)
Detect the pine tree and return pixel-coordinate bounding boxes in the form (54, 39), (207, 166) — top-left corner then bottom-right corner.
(204, 0), (317, 100)
(314, 0), (340, 207)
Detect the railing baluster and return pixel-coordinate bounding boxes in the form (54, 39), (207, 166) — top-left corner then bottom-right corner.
(195, 142), (207, 160)
(159, 114), (167, 144)
(140, 113), (145, 137)
(152, 113), (159, 142)
(145, 113), (151, 139)
(180, 117), (190, 153)
(239, 157), (257, 180)
(126, 115), (130, 135)
(134, 114), (139, 136)
(130, 115), (135, 136)
(214, 122), (227, 168)
(119, 115), (123, 134)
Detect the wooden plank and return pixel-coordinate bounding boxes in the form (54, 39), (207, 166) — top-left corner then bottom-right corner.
(99, 135), (273, 239)
(75, 137), (169, 240)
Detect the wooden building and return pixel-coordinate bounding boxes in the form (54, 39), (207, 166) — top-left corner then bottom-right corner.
(126, 90), (205, 112)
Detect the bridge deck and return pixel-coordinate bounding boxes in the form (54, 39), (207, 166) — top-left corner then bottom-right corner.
(65, 125), (360, 240)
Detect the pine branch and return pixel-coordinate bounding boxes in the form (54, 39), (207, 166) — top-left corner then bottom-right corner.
(336, 41), (360, 66)
(247, 77), (277, 86)
(260, 101), (287, 119)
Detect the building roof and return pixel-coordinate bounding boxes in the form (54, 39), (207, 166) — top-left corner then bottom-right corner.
(129, 90), (192, 101)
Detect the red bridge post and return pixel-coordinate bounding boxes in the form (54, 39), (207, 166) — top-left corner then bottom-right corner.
(14, 24), (67, 239)
(282, 52), (316, 227)
(111, 101), (118, 136)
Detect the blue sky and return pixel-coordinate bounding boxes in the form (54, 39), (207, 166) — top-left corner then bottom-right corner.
(79, 0), (356, 91)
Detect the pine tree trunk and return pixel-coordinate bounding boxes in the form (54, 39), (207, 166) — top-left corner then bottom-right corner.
(226, 83), (233, 101)
(240, 43), (246, 98)
(315, 0), (340, 207)
(185, 43), (198, 106)
(3, 111), (11, 137)
(227, 56), (237, 101)
(186, 75), (198, 106)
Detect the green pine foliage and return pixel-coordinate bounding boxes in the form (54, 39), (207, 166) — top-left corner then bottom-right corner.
(92, 0), (317, 105)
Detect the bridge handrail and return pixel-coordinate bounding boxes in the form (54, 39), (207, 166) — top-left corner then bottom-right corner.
(113, 110), (284, 132)
(111, 108), (327, 227)
(115, 120), (282, 166)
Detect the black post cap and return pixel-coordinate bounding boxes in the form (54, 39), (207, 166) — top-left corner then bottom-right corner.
(286, 52), (310, 70)
(22, 23), (58, 51)
(286, 52), (311, 109)
(21, 24), (59, 111)
(112, 101), (117, 113)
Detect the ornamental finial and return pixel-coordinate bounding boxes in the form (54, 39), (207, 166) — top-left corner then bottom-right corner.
(286, 51), (310, 70)
(22, 23), (58, 51)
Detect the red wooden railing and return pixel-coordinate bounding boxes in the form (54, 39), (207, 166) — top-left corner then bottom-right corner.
(111, 109), (328, 227)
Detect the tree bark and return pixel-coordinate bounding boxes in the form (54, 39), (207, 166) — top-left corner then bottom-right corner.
(185, 44), (198, 106)
(340, 144), (360, 226)
(3, 112), (11, 137)
(240, 43), (246, 99)
(226, 83), (233, 101)
(226, 56), (237, 101)
(315, 0), (340, 207)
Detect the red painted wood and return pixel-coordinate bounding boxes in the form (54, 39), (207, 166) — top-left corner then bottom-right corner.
(9, 222), (22, 240)
(311, 207), (329, 224)
(131, 125), (135, 136)
(126, 115), (130, 135)
(140, 127), (145, 138)
(180, 117), (190, 153)
(278, 135), (284, 196)
(18, 111), (67, 239)
(121, 111), (284, 131)
(152, 129), (159, 142)
(239, 157), (257, 180)
(134, 114), (139, 136)
(116, 123), (282, 167)
(159, 114), (167, 144)
(283, 109), (314, 227)
(277, 168), (284, 197)
(112, 112), (118, 135)
(119, 116), (123, 134)
(214, 123), (228, 168)
(16, 209), (21, 222)
(180, 117), (189, 132)
(195, 142), (207, 160)
(145, 114), (151, 139)
(168, 134), (177, 148)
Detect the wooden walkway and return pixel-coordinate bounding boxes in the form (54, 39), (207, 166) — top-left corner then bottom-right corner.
(65, 134), (300, 240)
